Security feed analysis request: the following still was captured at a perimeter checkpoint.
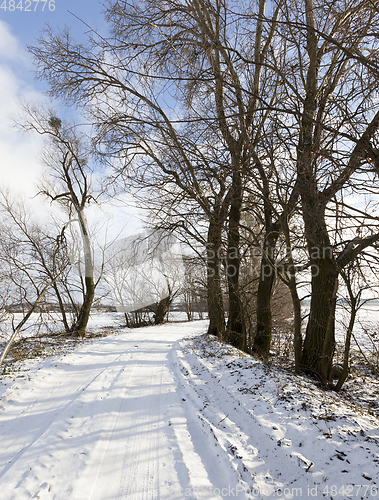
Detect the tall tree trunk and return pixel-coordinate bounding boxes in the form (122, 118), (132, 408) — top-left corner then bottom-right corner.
(301, 195), (338, 381)
(206, 219), (225, 339)
(282, 213), (303, 371)
(226, 168), (245, 350)
(301, 260), (338, 381)
(253, 214), (279, 358)
(334, 272), (358, 392)
(289, 275), (303, 372)
(254, 241), (276, 358)
(71, 211), (95, 338)
(296, 0), (333, 379)
(71, 275), (95, 337)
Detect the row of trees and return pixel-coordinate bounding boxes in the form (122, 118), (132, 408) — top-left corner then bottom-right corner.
(0, 111), (193, 359)
(7, 0), (379, 388)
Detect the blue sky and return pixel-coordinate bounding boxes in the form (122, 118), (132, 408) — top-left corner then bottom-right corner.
(0, 1), (105, 199)
(1, 0), (105, 59)
(0, 1), (141, 242)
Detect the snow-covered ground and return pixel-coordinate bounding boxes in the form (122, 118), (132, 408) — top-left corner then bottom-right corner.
(335, 302), (379, 352)
(0, 320), (378, 499)
(2, 301), (378, 352)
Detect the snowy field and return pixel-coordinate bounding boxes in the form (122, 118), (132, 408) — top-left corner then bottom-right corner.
(297, 302), (379, 352)
(0, 312), (127, 343)
(0, 319), (378, 499)
(2, 303), (378, 351)
(335, 302), (379, 352)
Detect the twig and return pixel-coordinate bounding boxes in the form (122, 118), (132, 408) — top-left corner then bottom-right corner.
(218, 414), (229, 425)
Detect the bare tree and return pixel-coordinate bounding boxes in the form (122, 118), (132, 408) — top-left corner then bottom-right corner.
(281, 0), (379, 382)
(20, 108), (100, 337)
(27, 0), (379, 389)
(28, 0), (288, 351)
(104, 231), (184, 326)
(0, 191), (68, 366)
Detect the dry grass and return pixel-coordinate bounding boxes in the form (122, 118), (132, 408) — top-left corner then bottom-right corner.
(0, 328), (116, 375)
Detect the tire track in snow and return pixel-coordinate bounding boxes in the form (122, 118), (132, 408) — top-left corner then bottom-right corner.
(168, 342), (255, 500)
(76, 326), (205, 500)
(173, 338), (308, 497)
(73, 342), (163, 500)
(0, 334), (156, 499)
(2, 321), (273, 500)
(54, 338), (158, 500)
(116, 353), (162, 499)
(0, 345), (132, 478)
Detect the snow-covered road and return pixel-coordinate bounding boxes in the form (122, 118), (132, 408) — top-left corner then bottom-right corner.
(0, 320), (378, 499)
(0, 322), (210, 499)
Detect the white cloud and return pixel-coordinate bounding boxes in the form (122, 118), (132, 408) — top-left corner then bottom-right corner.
(0, 20), (143, 236)
(0, 19), (27, 63)
(0, 20), (47, 205)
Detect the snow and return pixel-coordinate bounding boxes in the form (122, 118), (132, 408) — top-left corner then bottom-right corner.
(0, 320), (378, 499)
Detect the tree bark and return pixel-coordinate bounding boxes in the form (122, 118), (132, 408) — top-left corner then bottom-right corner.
(206, 219), (226, 339)
(254, 216), (279, 358)
(154, 295), (172, 325)
(289, 275), (303, 372)
(254, 244), (276, 357)
(334, 276), (357, 392)
(300, 194), (338, 380)
(226, 168), (245, 350)
(282, 213), (303, 371)
(71, 211), (95, 338)
(71, 275), (95, 337)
